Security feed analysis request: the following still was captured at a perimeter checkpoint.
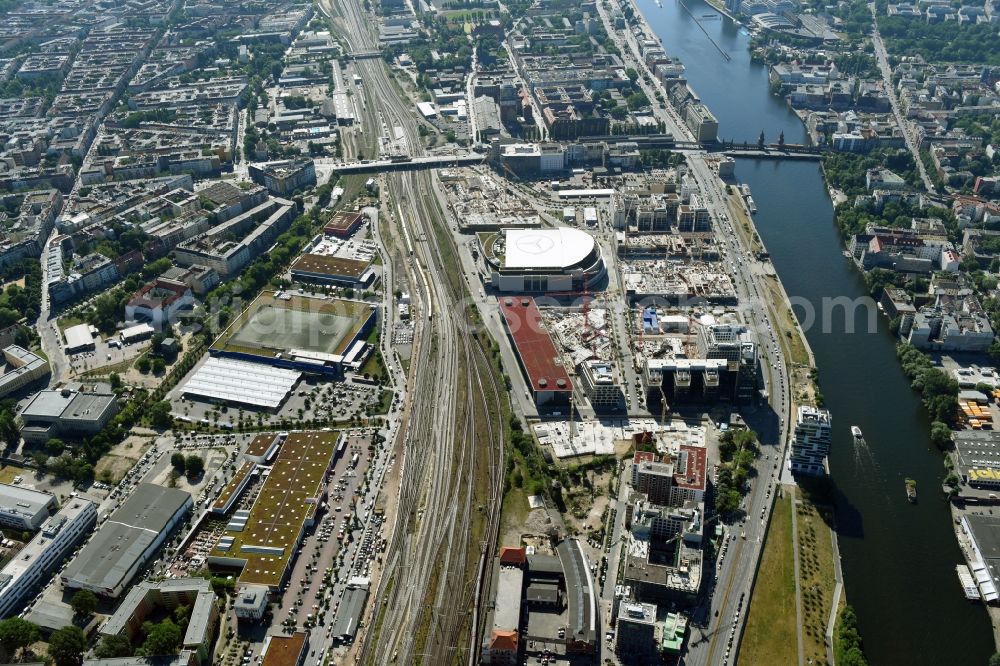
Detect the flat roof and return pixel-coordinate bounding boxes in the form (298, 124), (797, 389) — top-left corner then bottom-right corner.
(291, 254), (370, 278)
(326, 210), (362, 231)
(494, 566), (523, 633)
(330, 584), (368, 639)
(261, 632), (308, 666)
(63, 483), (190, 595)
(211, 291), (373, 358)
(0, 482), (55, 516)
(0, 499), (94, 591)
(503, 227), (595, 270)
(674, 445), (707, 491)
(64, 324), (94, 349)
(182, 357), (301, 409)
(211, 431), (338, 588)
(247, 433), (281, 460)
(498, 297), (572, 394)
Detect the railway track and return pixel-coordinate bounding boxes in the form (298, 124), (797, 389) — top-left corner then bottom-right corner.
(317, 2), (507, 661)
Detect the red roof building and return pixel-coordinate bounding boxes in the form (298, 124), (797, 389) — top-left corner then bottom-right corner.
(499, 546), (526, 567)
(498, 296), (572, 406)
(672, 444), (707, 504)
(324, 211), (363, 238)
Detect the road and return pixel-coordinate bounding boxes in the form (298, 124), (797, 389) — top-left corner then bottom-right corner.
(870, 9), (935, 193)
(682, 154), (793, 666)
(595, 0), (695, 142)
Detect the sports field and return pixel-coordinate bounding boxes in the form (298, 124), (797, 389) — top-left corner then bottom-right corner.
(212, 291), (372, 358)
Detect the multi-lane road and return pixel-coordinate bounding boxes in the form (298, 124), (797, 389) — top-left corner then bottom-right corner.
(683, 153), (793, 666)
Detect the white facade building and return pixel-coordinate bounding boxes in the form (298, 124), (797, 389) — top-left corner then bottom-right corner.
(0, 498), (96, 617)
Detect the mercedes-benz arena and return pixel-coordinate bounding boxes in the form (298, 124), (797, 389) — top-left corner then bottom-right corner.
(485, 228), (605, 293)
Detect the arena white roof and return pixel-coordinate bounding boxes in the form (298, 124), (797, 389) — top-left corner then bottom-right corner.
(503, 228), (596, 270)
(182, 357), (300, 409)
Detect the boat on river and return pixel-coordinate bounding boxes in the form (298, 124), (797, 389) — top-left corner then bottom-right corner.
(851, 426), (862, 438)
(905, 478), (917, 503)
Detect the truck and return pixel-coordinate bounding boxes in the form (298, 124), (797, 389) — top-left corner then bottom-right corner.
(350, 452), (360, 469)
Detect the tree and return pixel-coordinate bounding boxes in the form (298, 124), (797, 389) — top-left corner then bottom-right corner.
(0, 617), (40, 658)
(48, 625), (86, 666)
(152, 357), (166, 374)
(184, 454), (204, 478)
(71, 589), (97, 618)
(139, 620), (182, 656)
(170, 452), (186, 474)
(45, 437), (65, 456)
(930, 421), (952, 450)
(136, 356), (151, 374)
(149, 401), (173, 430)
(94, 634), (132, 658)
(988, 653), (1000, 666)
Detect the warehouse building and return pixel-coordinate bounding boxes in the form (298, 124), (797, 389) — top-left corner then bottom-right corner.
(0, 346), (50, 399)
(261, 632), (308, 666)
(62, 483), (192, 598)
(181, 357), (301, 411)
(208, 431), (339, 593)
(290, 255), (376, 289)
(63, 324), (95, 353)
(330, 578), (369, 643)
(0, 498), (96, 618)
(19, 385), (119, 444)
(0, 483), (57, 531)
(324, 211), (364, 238)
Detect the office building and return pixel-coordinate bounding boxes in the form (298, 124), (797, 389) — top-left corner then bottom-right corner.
(0, 346), (50, 399)
(0, 499), (96, 618)
(19, 385), (119, 444)
(616, 601), (658, 658)
(0, 483), (56, 531)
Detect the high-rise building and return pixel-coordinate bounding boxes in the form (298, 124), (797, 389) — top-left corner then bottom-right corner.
(789, 406), (832, 476)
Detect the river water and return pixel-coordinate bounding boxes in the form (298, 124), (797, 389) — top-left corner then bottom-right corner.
(635, 0), (996, 662)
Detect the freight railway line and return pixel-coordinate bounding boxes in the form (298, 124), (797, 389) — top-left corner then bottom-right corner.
(320, 0), (506, 663)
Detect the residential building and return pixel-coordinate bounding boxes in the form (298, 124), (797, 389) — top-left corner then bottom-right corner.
(99, 578), (218, 665)
(789, 406), (832, 476)
(248, 159), (316, 197)
(125, 278), (194, 329)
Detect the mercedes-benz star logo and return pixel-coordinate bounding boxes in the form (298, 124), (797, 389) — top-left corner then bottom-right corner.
(515, 233), (555, 255)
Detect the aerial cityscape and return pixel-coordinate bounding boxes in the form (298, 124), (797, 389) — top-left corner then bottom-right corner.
(0, 0), (992, 663)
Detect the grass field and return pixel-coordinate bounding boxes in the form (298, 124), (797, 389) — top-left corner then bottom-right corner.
(213, 291), (372, 359)
(797, 498), (837, 666)
(739, 491), (798, 666)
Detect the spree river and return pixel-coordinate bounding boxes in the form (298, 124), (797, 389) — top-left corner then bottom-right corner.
(635, 0), (996, 662)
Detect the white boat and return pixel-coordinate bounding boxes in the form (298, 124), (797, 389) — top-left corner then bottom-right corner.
(851, 426), (862, 438)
